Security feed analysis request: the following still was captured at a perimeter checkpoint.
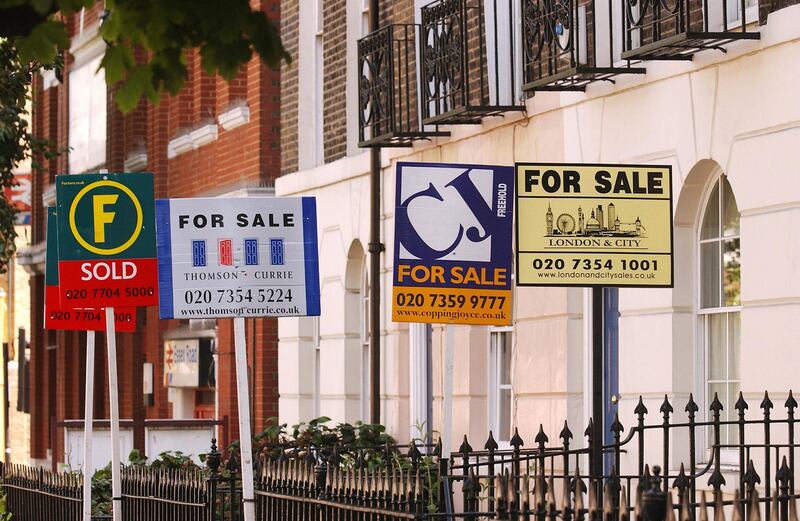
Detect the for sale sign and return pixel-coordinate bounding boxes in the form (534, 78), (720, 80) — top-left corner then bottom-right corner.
(155, 197), (321, 319)
(56, 172), (158, 307)
(515, 163), (673, 287)
(44, 208), (136, 331)
(392, 162), (514, 326)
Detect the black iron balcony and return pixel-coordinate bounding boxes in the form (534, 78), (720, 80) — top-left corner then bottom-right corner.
(358, 25), (449, 148)
(621, 0), (760, 60)
(420, 0), (525, 125)
(522, 0), (646, 91)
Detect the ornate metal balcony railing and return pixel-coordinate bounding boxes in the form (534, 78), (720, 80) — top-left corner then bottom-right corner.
(522, 0), (646, 91)
(358, 25), (449, 148)
(420, 0), (525, 125)
(621, 0), (760, 60)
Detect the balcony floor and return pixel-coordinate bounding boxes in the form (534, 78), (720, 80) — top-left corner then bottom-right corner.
(422, 104), (527, 126)
(523, 66), (648, 92)
(621, 31), (761, 61)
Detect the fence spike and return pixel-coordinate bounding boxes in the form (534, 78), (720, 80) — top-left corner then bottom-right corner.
(743, 460), (762, 491)
(761, 391), (774, 413)
(749, 488), (761, 521)
(603, 480), (613, 517)
(665, 489), (675, 521)
(588, 479), (598, 517)
(536, 460), (546, 509)
(634, 483), (643, 521)
(635, 397), (649, 419)
(714, 488), (725, 521)
(459, 435), (473, 455)
(680, 484), (691, 521)
(485, 431), (499, 452)
(731, 490), (743, 521)
(620, 486), (629, 521)
(770, 488), (779, 521)
(786, 390), (798, 412)
(735, 391), (749, 415)
(560, 420), (574, 444)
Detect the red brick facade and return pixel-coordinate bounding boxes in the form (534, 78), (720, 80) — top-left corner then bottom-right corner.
(279, 0), (414, 174)
(27, 2), (281, 469)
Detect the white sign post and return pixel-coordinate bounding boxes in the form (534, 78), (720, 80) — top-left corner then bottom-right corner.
(82, 330), (95, 521)
(104, 307), (122, 521)
(155, 196), (321, 521)
(234, 317), (256, 521)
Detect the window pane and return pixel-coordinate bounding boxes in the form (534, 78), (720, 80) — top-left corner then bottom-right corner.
(709, 382), (728, 444)
(728, 382), (741, 444)
(728, 312), (740, 379)
(499, 389), (511, 441)
(701, 242), (721, 308)
(723, 239), (741, 306)
(721, 178), (740, 237)
(500, 332), (512, 385)
(701, 181), (720, 240)
(708, 314), (727, 380)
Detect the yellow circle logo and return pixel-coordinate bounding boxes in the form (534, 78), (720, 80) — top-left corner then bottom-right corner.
(68, 180), (143, 256)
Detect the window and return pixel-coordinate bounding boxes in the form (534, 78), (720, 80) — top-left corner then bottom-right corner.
(726, 0), (758, 27)
(488, 328), (513, 443)
(360, 0), (370, 36)
(360, 265), (371, 421)
(698, 175), (740, 445)
(68, 46), (106, 173)
(312, 316), (321, 418)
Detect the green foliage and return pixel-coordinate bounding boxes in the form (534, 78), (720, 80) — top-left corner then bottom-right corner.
(0, 492), (11, 520)
(0, 39), (61, 274)
(1, 0), (290, 113)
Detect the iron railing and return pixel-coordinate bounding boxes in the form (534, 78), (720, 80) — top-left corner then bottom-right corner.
(357, 24), (449, 147)
(620, 0), (760, 59)
(521, 0), (646, 91)
(420, 0), (526, 124)
(3, 391), (800, 521)
(1, 463), (82, 520)
(445, 391), (800, 519)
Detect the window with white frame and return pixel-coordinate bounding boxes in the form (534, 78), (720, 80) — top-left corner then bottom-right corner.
(360, 0), (370, 36)
(360, 264), (371, 421)
(699, 175), (741, 446)
(726, 0), (758, 27)
(68, 44), (106, 173)
(312, 316), (321, 418)
(488, 327), (513, 443)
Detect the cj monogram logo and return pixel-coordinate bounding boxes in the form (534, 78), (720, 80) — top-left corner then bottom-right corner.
(397, 167), (497, 262)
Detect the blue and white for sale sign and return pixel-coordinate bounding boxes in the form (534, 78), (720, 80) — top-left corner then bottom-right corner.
(155, 197), (320, 319)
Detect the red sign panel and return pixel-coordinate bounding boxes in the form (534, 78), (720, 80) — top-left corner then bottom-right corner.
(45, 208), (136, 332)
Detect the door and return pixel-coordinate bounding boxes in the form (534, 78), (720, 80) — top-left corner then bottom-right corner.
(603, 288), (619, 474)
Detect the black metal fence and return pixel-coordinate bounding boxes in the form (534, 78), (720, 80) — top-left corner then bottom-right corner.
(3, 391), (800, 521)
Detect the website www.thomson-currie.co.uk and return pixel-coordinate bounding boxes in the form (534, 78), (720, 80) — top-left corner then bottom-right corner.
(179, 305), (301, 316)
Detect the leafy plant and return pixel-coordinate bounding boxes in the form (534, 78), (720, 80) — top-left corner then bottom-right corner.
(0, 1), (290, 113)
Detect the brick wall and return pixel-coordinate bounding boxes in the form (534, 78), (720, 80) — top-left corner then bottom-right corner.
(280, 0), (299, 175)
(322, 0), (348, 163)
(28, 1), (282, 466)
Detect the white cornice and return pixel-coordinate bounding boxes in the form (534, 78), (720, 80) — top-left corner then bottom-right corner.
(218, 104), (250, 131)
(123, 152), (148, 172)
(189, 124), (218, 148)
(167, 133), (193, 159)
(69, 23), (106, 69)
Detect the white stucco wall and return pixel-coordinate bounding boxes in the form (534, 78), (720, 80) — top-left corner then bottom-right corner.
(277, 4), (800, 454)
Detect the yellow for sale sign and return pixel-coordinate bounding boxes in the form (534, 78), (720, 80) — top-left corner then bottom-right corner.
(515, 163), (673, 287)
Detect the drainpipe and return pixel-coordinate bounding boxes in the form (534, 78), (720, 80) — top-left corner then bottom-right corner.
(368, 0), (382, 426)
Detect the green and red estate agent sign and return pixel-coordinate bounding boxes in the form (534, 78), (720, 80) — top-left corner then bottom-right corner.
(56, 172), (158, 308)
(45, 207), (136, 331)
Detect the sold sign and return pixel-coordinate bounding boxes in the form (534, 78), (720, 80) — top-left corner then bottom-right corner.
(56, 172), (158, 307)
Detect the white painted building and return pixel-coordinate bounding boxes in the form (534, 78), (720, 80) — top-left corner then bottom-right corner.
(277, 0), (800, 461)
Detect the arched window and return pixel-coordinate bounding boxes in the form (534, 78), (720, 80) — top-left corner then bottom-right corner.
(360, 264), (370, 421)
(699, 175), (740, 444)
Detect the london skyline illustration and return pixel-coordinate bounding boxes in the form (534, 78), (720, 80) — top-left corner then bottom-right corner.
(545, 203), (645, 237)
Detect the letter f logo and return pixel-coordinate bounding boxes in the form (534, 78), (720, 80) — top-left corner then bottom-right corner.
(92, 194), (119, 243)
